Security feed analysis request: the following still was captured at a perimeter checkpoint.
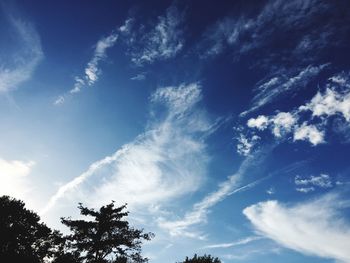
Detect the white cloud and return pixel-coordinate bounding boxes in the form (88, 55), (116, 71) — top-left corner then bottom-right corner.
(151, 83), (201, 116)
(295, 174), (332, 193)
(236, 134), (260, 156)
(0, 16), (43, 93)
(266, 187), (275, 195)
(55, 32), (118, 104)
(247, 115), (269, 130)
(300, 88), (350, 122)
(242, 64), (327, 115)
(242, 73), (350, 146)
(328, 73), (350, 87)
(0, 158), (35, 199)
(130, 73), (146, 81)
(271, 112), (297, 137)
(245, 112), (297, 140)
(71, 33), (118, 92)
(54, 95), (65, 105)
(158, 154), (266, 239)
(243, 194), (350, 262)
(295, 187), (315, 193)
(293, 123), (324, 145)
(43, 83), (214, 218)
(119, 18), (134, 34)
(203, 236), (263, 249)
(130, 5), (184, 65)
(0, 158), (35, 177)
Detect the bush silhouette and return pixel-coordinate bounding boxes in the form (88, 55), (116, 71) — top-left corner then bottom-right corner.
(179, 254), (221, 263)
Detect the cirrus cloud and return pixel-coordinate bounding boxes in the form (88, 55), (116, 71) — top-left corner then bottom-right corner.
(243, 193), (350, 262)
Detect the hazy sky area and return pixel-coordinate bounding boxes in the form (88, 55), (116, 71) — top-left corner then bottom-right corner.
(1, 0), (350, 262)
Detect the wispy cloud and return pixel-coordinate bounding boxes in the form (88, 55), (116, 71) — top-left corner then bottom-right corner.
(158, 153), (268, 239)
(243, 193), (350, 262)
(202, 236), (263, 249)
(0, 15), (43, 93)
(44, 83), (215, 217)
(295, 174), (333, 193)
(242, 64), (328, 116)
(130, 72), (146, 81)
(240, 72), (350, 150)
(200, 0), (343, 66)
(128, 5), (185, 66)
(54, 32), (118, 104)
(236, 134), (260, 156)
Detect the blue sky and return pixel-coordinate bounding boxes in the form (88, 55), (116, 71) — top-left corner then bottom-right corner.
(1, 0), (350, 262)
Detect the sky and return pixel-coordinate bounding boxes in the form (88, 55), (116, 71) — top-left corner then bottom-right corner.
(1, 0), (350, 262)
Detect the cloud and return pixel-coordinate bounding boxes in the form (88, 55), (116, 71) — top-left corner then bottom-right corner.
(129, 5), (185, 65)
(245, 112), (323, 147)
(294, 174), (333, 193)
(201, 17), (250, 57)
(119, 18), (134, 34)
(71, 33), (118, 93)
(241, 72), (350, 147)
(53, 95), (65, 105)
(158, 153), (267, 239)
(236, 134), (260, 156)
(271, 112), (297, 137)
(55, 31), (118, 104)
(201, 0), (344, 66)
(43, 83), (215, 217)
(295, 187), (315, 193)
(130, 73), (146, 81)
(202, 236), (263, 249)
(242, 64), (328, 116)
(266, 187), (275, 195)
(0, 15), (43, 93)
(247, 115), (269, 130)
(0, 158), (35, 199)
(243, 193), (350, 262)
(300, 87), (350, 122)
(293, 123), (324, 146)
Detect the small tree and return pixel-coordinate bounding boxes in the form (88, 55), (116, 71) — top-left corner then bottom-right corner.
(180, 254), (221, 263)
(0, 195), (60, 263)
(61, 202), (154, 263)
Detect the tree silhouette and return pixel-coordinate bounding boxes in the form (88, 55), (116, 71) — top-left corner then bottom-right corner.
(0, 195), (60, 263)
(61, 202), (154, 263)
(180, 254), (221, 263)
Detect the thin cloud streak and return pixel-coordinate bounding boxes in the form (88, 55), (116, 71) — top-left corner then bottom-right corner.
(158, 152), (269, 239)
(202, 236), (263, 249)
(241, 64), (328, 116)
(54, 31), (118, 105)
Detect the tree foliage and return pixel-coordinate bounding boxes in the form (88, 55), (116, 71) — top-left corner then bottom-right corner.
(61, 201), (154, 263)
(0, 195), (60, 263)
(1, 195), (221, 263)
(180, 254), (221, 263)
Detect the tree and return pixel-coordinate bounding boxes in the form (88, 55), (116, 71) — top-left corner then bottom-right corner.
(179, 254), (221, 263)
(0, 195), (61, 263)
(61, 202), (154, 263)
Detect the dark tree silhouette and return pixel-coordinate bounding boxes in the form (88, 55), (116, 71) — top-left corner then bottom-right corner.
(179, 254), (221, 263)
(61, 202), (154, 263)
(0, 195), (61, 263)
